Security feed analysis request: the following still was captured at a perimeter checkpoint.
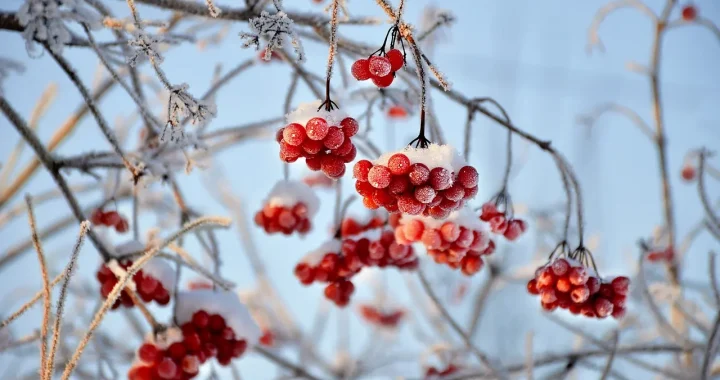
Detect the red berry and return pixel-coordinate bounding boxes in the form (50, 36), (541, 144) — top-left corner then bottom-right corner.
(181, 355), (200, 375)
(208, 314), (226, 332)
(611, 306), (626, 319)
(457, 166), (478, 188)
(611, 276), (630, 295)
(368, 165), (392, 189)
(681, 165), (695, 181)
(306, 117), (329, 140)
(551, 259), (570, 276)
(443, 184), (465, 202)
(275, 128), (285, 142)
(167, 342), (186, 360)
(184, 332), (202, 351)
(302, 139), (324, 155)
(461, 255), (483, 276)
(527, 279), (539, 295)
(321, 155), (346, 178)
(386, 49), (404, 71)
(368, 56), (392, 77)
(138, 343), (160, 363)
(570, 286), (590, 303)
(681, 5), (697, 21)
(353, 160), (373, 182)
(414, 185), (436, 204)
(139, 276), (159, 295)
(594, 297), (614, 318)
(586, 277), (601, 295)
(397, 196), (424, 215)
(156, 358), (178, 379)
(323, 126), (345, 149)
(295, 263), (315, 285)
(231, 339), (248, 358)
(154, 286), (170, 305)
(90, 209), (105, 225)
(568, 266), (589, 285)
(101, 211), (121, 226)
(408, 163), (430, 185)
(351, 59), (371, 81)
(556, 277), (572, 293)
(388, 175), (410, 194)
(429, 167), (452, 190)
(387, 153), (411, 175)
(282, 123), (306, 146)
(192, 310), (209, 329)
(128, 366), (153, 380)
(340, 117), (359, 137)
(371, 73), (394, 88)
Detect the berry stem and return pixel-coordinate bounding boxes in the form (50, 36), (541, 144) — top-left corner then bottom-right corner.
(322, 0), (341, 112)
(403, 32), (430, 149)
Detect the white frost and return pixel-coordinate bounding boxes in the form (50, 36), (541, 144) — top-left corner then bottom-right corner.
(264, 180), (320, 216)
(114, 240), (145, 257)
(141, 257), (176, 292)
(301, 239), (341, 266)
(176, 290), (262, 343)
(285, 100), (351, 127)
(374, 143), (467, 173)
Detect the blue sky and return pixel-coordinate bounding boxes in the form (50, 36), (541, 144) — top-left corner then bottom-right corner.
(1, 0), (719, 378)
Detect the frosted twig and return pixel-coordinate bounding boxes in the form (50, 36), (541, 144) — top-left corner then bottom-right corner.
(600, 331), (619, 380)
(0, 272), (63, 331)
(325, 0), (340, 85)
(417, 269), (505, 379)
(586, 0), (657, 54)
(45, 221), (88, 380)
(698, 150), (720, 232)
(164, 244), (233, 290)
(60, 216), (231, 380)
(710, 252), (720, 306)
(25, 194), (51, 380)
(577, 102), (655, 140)
(702, 311), (720, 379)
(254, 346), (323, 380)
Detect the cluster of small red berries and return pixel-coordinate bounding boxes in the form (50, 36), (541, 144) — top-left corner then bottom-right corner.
(353, 155), (479, 218)
(294, 243), (362, 307)
(340, 214), (385, 237)
(128, 311), (248, 379)
(343, 228), (419, 270)
(425, 364), (461, 379)
(96, 261), (169, 310)
(394, 218), (493, 276)
(527, 258), (629, 319)
(254, 202), (311, 236)
(480, 202), (527, 241)
(90, 209), (129, 233)
(257, 50), (283, 63)
(358, 304), (405, 328)
(277, 116), (359, 178)
(351, 49), (404, 88)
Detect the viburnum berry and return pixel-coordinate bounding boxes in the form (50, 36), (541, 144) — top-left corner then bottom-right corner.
(527, 256), (630, 320)
(368, 56), (392, 77)
(681, 5), (697, 21)
(90, 209), (130, 233)
(479, 196), (528, 241)
(358, 304), (406, 329)
(282, 123), (306, 146)
(681, 164), (696, 182)
(371, 73), (394, 88)
(386, 49), (404, 71)
(255, 180), (318, 236)
(96, 254), (173, 310)
(351, 59), (371, 81)
(387, 105), (408, 119)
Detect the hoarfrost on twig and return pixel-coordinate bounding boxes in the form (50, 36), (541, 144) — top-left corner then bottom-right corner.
(126, 30), (165, 67)
(17, 0), (100, 56)
(164, 83), (217, 142)
(239, 11), (305, 62)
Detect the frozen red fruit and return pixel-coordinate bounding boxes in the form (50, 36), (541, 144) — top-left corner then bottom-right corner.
(594, 297), (614, 318)
(386, 49), (404, 71)
(551, 259), (570, 276)
(387, 153), (411, 175)
(306, 117), (329, 140)
(387, 105), (408, 119)
(429, 167), (452, 190)
(421, 229), (442, 249)
(443, 184), (465, 202)
(351, 59), (371, 81)
(368, 56), (392, 77)
(403, 219), (425, 241)
(282, 123), (306, 146)
(527, 279), (539, 295)
(611, 276), (630, 295)
(157, 358), (178, 379)
(323, 126), (345, 149)
(371, 73), (394, 88)
(414, 185), (436, 204)
(408, 163), (430, 185)
(302, 139), (324, 155)
(570, 285), (590, 303)
(138, 343), (160, 363)
(457, 166), (478, 188)
(397, 196), (424, 215)
(321, 155), (346, 178)
(340, 117), (359, 137)
(192, 310), (210, 328)
(368, 165), (392, 189)
(568, 266), (589, 285)
(353, 160), (373, 182)
(681, 165), (695, 181)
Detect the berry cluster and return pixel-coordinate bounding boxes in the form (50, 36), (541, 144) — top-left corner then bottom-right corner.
(353, 145), (479, 218)
(254, 203), (311, 235)
(90, 209), (129, 233)
(647, 247), (674, 262)
(351, 48), (404, 88)
(425, 364), (461, 379)
(278, 102), (359, 179)
(294, 240), (362, 307)
(479, 202), (527, 241)
(129, 311), (248, 379)
(96, 261), (170, 310)
(342, 227), (419, 270)
(527, 258), (629, 319)
(254, 180), (319, 236)
(358, 304), (405, 328)
(340, 214), (385, 237)
(386, 105), (408, 119)
(394, 210), (493, 276)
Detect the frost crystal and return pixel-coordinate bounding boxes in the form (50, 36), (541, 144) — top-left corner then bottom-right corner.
(240, 10), (305, 62)
(0, 58), (25, 96)
(165, 83), (217, 141)
(17, 0), (99, 56)
(127, 30), (164, 67)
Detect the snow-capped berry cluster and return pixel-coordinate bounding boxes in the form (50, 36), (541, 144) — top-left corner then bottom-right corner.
(96, 258), (172, 310)
(342, 227), (420, 271)
(254, 180), (319, 236)
(527, 258), (629, 319)
(340, 213), (385, 237)
(353, 144), (479, 218)
(294, 240), (362, 307)
(91, 208), (129, 233)
(358, 304), (405, 328)
(480, 202), (527, 241)
(351, 48), (404, 88)
(394, 208), (493, 276)
(278, 101), (359, 179)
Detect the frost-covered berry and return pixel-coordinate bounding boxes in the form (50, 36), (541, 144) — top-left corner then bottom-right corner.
(340, 117), (359, 137)
(368, 165), (392, 189)
(408, 163), (430, 185)
(681, 5), (697, 21)
(457, 166), (478, 188)
(306, 118), (329, 140)
(282, 123), (306, 146)
(371, 73), (394, 88)
(387, 153), (411, 175)
(323, 126), (345, 149)
(368, 56), (392, 77)
(351, 59), (371, 81)
(429, 167), (452, 190)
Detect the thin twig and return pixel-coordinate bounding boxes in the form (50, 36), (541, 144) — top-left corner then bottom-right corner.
(600, 331), (620, 380)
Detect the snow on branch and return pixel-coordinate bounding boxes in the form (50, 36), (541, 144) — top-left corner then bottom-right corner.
(17, 0), (100, 56)
(239, 9), (305, 63)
